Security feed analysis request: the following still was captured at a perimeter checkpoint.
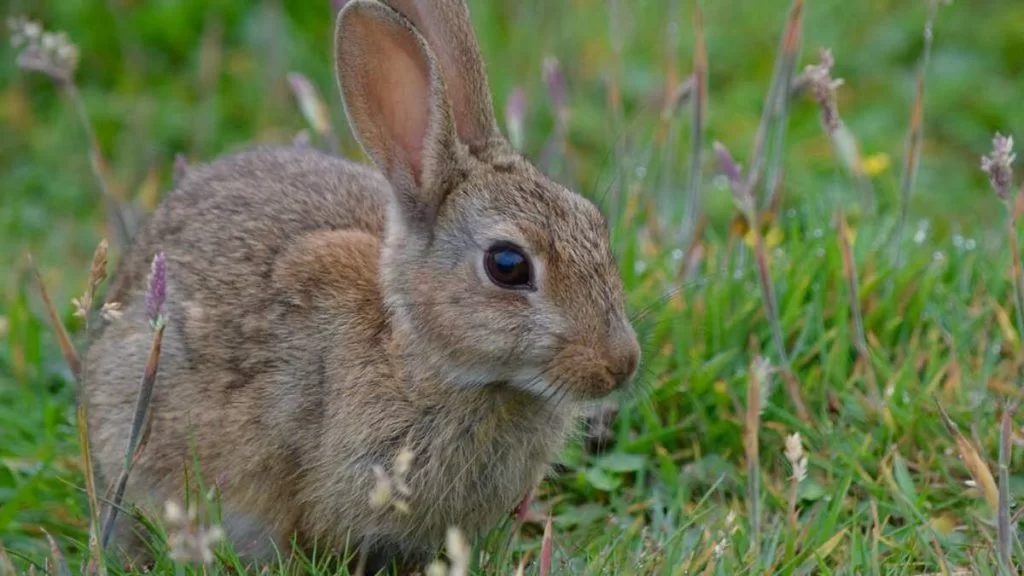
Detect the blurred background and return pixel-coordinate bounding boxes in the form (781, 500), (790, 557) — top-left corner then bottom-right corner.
(3, 0), (1023, 277)
(2, 0), (1024, 566)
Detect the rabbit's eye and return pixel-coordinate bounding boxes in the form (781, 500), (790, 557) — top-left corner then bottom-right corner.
(484, 243), (533, 290)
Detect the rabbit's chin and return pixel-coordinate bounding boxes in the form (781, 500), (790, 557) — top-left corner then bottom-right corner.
(506, 373), (584, 404)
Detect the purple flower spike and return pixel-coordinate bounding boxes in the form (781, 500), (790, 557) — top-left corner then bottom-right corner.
(713, 142), (754, 215)
(713, 142), (743, 190)
(146, 252), (166, 327)
(542, 56), (568, 126)
(505, 87), (527, 151)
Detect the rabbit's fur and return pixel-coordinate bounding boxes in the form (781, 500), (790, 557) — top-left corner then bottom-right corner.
(83, 0), (640, 571)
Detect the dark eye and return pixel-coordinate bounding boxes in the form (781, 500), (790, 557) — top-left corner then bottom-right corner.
(484, 243), (533, 289)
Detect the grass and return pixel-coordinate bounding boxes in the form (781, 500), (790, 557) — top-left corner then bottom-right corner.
(3, 0), (1024, 573)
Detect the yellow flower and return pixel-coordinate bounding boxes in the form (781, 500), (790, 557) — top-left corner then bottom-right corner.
(860, 153), (890, 176)
(743, 225), (784, 249)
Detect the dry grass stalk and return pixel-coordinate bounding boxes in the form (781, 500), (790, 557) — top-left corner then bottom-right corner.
(0, 542), (14, 576)
(28, 240), (111, 573)
(287, 71), (338, 155)
(539, 515), (554, 576)
(657, 76), (695, 126)
(998, 401), (1017, 575)
(934, 400), (999, 514)
(681, 1), (707, 248)
(892, 0), (946, 269)
(514, 552), (530, 576)
(42, 531), (71, 576)
(26, 254), (81, 381)
(837, 213), (881, 403)
(744, 355), (769, 547)
(78, 406), (106, 576)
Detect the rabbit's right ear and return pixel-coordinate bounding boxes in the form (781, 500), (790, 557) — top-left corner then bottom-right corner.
(334, 0), (457, 227)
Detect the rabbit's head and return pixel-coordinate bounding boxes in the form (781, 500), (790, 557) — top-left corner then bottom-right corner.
(335, 0), (640, 401)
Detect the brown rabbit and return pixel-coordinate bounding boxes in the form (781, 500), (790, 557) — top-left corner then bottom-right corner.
(82, 0), (641, 571)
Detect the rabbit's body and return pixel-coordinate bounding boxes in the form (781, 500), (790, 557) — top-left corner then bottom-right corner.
(87, 146), (574, 566)
(85, 0), (639, 571)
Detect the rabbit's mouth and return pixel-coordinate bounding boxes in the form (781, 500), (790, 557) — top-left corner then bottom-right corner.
(505, 345), (635, 403)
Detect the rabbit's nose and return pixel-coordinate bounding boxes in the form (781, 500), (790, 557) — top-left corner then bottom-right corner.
(607, 324), (640, 388)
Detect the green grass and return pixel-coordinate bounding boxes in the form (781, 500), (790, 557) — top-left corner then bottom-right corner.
(3, 0), (1024, 574)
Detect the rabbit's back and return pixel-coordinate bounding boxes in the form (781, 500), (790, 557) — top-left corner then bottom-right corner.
(83, 145), (392, 560)
(106, 145), (388, 310)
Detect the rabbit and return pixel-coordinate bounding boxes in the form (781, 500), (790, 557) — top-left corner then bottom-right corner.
(82, 0), (641, 572)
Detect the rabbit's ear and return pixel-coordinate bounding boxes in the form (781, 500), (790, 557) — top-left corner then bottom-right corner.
(335, 0), (457, 225)
(382, 0), (499, 152)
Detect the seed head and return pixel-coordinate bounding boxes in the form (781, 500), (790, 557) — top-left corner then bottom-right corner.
(9, 17), (79, 83)
(163, 500), (224, 566)
(100, 302), (123, 321)
(784, 432), (808, 483)
(445, 527), (471, 576)
(145, 252), (167, 328)
(802, 48), (845, 134)
(713, 141), (753, 216)
(981, 132), (1015, 202)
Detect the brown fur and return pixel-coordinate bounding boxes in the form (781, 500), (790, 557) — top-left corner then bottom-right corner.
(82, 0), (640, 571)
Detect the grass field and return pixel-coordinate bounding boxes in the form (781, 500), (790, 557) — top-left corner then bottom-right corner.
(3, 0), (1024, 573)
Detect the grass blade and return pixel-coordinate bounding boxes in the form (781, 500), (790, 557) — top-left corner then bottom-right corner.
(78, 406), (107, 576)
(935, 399), (999, 514)
(65, 82), (134, 251)
(838, 212), (880, 403)
(998, 401), (1016, 575)
(42, 531), (72, 576)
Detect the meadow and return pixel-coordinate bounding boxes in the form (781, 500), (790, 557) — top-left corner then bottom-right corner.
(2, 0), (1024, 573)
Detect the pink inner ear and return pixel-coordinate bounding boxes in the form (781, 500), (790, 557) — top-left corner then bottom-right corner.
(365, 28), (431, 184)
(342, 9), (434, 187)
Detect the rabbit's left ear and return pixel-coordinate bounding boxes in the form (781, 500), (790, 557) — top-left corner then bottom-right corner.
(334, 0), (457, 228)
(382, 0), (500, 152)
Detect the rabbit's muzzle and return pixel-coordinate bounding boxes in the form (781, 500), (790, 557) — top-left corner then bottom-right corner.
(547, 329), (640, 400)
